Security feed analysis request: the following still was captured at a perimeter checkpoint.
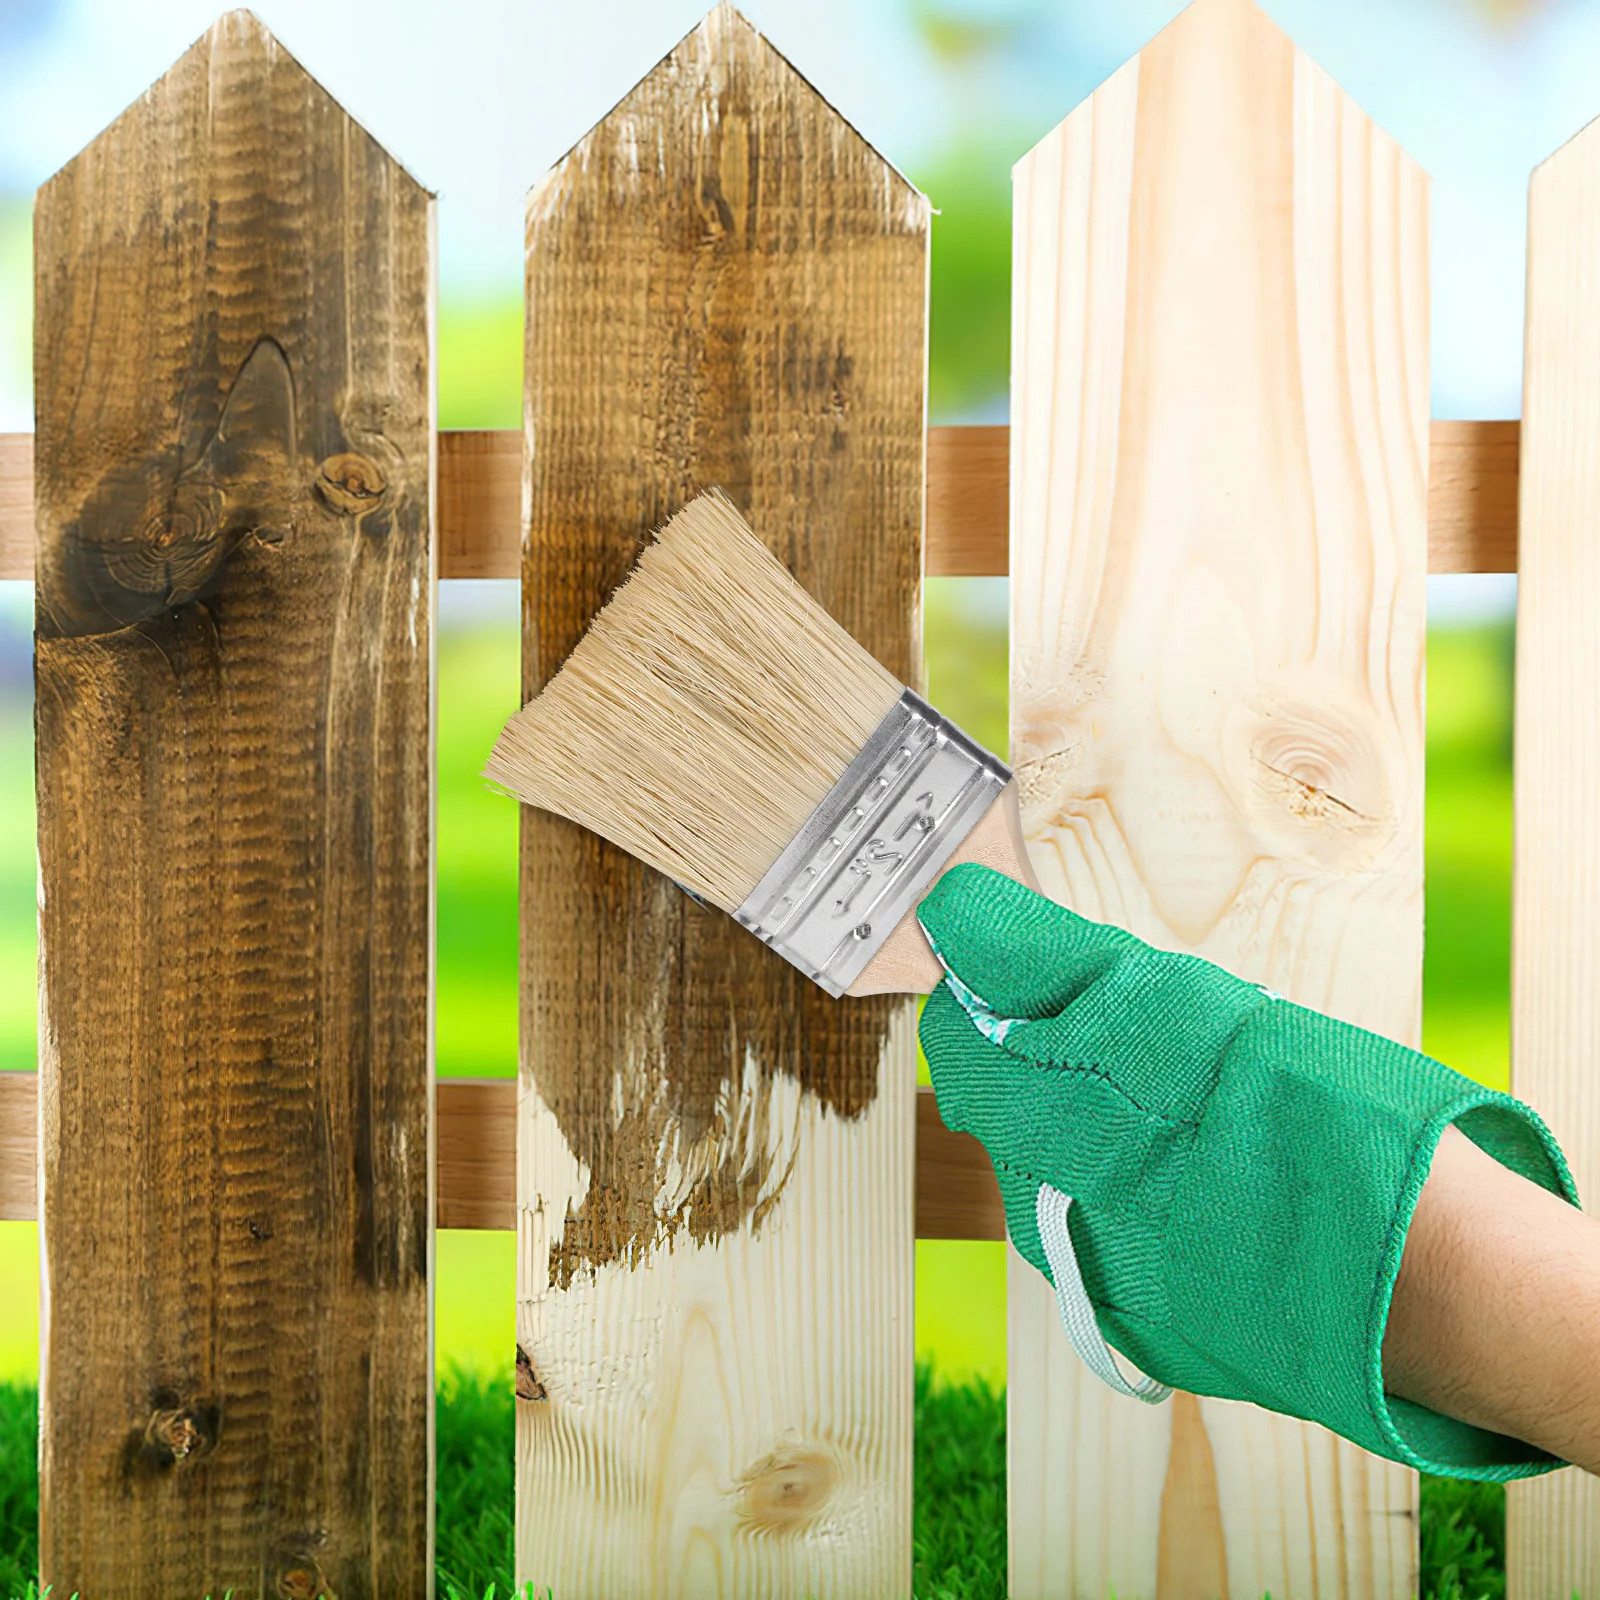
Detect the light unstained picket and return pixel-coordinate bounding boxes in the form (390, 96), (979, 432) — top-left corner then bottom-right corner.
(515, 6), (926, 1595)
(1508, 112), (1600, 1600)
(33, 13), (434, 1597)
(1008, 0), (1427, 1595)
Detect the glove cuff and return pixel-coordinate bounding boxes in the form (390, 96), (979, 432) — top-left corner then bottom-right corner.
(1107, 999), (1581, 1480)
(1366, 1092), (1576, 1477)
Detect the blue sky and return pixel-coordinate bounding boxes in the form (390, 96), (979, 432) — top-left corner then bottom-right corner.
(2, 0), (1599, 421)
(2, 0), (1595, 618)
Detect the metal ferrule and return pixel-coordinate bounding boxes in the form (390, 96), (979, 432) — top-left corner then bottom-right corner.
(733, 688), (1011, 997)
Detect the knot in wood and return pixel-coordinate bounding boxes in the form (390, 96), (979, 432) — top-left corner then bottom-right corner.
(515, 1343), (548, 1402)
(735, 1444), (838, 1534)
(141, 1400), (217, 1468)
(144, 494), (219, 554)
(315, 452), (387, 515)
(1226, 693), (1396, 871)
(276, 1561), (330, 1600)
(109, 481), (224, 595)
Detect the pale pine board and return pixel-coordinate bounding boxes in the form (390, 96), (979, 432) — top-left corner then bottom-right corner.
(515, 7), (926, 1595)
(33, 13), (433, 1596)
(1508, 116), (1600, 1600)
(1007, 0), (1428, 1593)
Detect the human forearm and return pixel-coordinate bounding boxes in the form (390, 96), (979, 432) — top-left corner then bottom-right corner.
(1385, 1123), (1600, 1473)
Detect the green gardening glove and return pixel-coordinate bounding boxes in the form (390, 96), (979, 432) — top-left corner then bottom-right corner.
(917, 863), (1580, 1480)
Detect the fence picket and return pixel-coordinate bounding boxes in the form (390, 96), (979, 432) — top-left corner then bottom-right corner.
(33, 13), (434, 1594)
(1007, 0), (1427, 1592)
(515, 6), (926, 1594)
(1508, 112), (1600, 1600)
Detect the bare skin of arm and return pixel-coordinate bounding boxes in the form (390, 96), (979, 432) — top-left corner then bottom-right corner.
(1384, 1124), (1600, 1473)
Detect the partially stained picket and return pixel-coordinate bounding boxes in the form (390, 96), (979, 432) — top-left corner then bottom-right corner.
(516, 6), (927, 1593)
(1008, 0), (1428, 1593)
(34, 14), (434, 1596)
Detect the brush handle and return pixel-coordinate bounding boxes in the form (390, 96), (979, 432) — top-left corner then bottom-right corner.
(846, 780), (1040, 996)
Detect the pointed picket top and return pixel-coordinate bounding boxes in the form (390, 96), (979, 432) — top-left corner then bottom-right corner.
(1009, 0), (1431, 696)
(1531, 97), (1600, 194)
(42, 9), (431, 201)
(1015, 0), (1420, 185)
(33, 3), (436, 638)
(527, 3), (926, 235)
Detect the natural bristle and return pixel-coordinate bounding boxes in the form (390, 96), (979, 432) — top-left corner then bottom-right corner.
(484, 490), (905, 910)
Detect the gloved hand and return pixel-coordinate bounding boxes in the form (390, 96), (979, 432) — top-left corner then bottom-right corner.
(917, 863), (1579, 1479)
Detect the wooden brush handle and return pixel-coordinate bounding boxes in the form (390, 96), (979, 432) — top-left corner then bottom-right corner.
(846, 780), (1040, 996)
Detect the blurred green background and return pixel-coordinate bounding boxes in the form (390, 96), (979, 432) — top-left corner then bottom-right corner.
(0, 0), (1550, 1391)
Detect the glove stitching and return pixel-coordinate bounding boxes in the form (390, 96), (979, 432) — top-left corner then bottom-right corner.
(940, 973), (1275, 1127)
(957, 1040), (1206, 1129)
(931, 965), (1206, 1127)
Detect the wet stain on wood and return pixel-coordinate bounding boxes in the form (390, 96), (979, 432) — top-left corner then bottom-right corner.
(523, 4), (927, 1288)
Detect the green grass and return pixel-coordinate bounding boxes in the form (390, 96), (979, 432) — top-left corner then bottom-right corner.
(0, 1383), (36, 1600)
(913, 1367), (1005, 1597)
(435, 1367), (517, 1599)
(0, 1370), (1515, 1599)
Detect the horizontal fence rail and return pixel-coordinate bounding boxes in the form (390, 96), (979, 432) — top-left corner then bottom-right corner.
(0, 1074), (1006, 1239)
(0, 417), (1527, 1240)
(0, 420), (1519, 1249)
(0, 420), (1522, 582)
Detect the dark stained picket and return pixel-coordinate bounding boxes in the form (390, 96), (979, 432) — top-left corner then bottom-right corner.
(34, 13), (434, 1595)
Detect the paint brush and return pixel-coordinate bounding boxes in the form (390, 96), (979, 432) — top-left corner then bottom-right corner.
(484, 488), (1037, 996)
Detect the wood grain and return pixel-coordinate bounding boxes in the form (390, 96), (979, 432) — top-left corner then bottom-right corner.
(0, 420), (1521, 581)
(1507, 115), (1600, 1600)
(437, 1077), (516, 1230)
(33, 14), (434, 1596)
(516, 7), (926, 1594)
(438, 429), (520, 579)
(0, 433), (31, 581)
(0, 1071), (32, 1224)
(1008, 0), (1427, 1593)
(914, 1084), (1005, 1240)
(926, 424), (1009, 576)
(1428, 420), (1518, 574)
(4, 1074), (1003, 1239)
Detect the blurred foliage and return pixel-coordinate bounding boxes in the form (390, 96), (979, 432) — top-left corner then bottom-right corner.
(1423, 623), (1515, 1091)
(1423, 1472), (1506, 1600)
(436, 625), (520, 1079)
(918, 149), (1013, 420)
(0, 704), (30, 1077)
(439, 301), (522, 431)
(914, 1363), (1006, 1598)
(0, 1381), (35, 1599)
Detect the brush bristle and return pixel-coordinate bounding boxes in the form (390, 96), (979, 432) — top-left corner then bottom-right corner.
(484, 489), (906, 911)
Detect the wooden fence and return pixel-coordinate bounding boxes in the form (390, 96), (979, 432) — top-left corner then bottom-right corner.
(0, 0), (1595, 1594)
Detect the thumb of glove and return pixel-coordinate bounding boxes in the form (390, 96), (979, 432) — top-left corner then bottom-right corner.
(914, 863), (1134, 1020)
